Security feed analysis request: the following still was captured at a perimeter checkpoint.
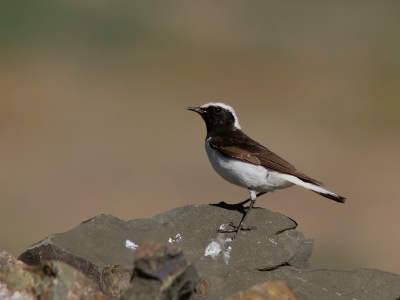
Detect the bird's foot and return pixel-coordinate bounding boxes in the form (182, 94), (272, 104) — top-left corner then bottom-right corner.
(218, 222), (257, 238)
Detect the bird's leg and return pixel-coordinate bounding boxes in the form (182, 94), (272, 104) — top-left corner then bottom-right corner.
(219, 189), (264, 238)
(233, 192), (267, 207)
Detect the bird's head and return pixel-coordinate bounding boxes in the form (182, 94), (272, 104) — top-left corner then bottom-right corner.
(186, 102), (241, 135)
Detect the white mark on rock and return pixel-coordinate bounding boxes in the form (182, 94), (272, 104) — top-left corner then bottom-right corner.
(219, 224), (229, 231)
(204, 235), (232, 263)
(322, 287), (327, 291)
(269, 238), (277, 245)
(336, 292), (341, 296)
(125, 239), (138, 251)
(295, 276), (307, 283)
(223, 246), (232, 265)
(168, 234), (182, 244)
(205, 241), (221, 259)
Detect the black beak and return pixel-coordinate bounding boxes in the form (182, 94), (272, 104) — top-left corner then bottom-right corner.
(186, 106), (204, 114)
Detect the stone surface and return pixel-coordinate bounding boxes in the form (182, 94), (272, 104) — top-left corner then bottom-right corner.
(123, 242), (199, 300)
(0, 252), (106, 300)
(19, 203), (311, 298)
(224, 280), (298, 300)
(277, 267), (400, 300)
(215, 266), (400, 300)
(17, 203), (400, 299)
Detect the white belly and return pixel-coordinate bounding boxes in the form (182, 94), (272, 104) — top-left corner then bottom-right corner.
(205, 140), (294, 192)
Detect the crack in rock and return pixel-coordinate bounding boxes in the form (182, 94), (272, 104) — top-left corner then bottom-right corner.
(343, 269), (376, 297)
(274, 224), (298, 235)
(258, 262), (291, 271)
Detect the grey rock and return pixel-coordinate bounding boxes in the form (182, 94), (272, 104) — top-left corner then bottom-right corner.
(277, 267), (400, 300)
(0, 252), (106, 300)
(16, 204), (400, 299)
(123, 242), (199, 300)
(19, 203), (310, 298)
(19, 215), (135, 299)
(214, 266), (400, 300)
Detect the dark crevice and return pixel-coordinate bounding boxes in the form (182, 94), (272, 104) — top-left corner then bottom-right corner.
(286, 217), (298, 229)
(258, 262), (291, 271)
(132, 269), (161, 281)
(42, 264), (57, 277)
(274, 224), (297, 235)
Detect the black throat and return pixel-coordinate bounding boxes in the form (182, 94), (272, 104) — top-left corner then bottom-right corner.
(201, 110), (237, 137)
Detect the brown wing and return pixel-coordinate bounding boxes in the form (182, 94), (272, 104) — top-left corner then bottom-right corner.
(215, 146), (261, 164)
(209, 131), (324, 186)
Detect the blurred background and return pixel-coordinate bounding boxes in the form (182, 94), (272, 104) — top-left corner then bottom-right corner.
(1, 1), (400, 273)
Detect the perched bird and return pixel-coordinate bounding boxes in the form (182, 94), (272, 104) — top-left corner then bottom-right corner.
(187, 102), (345, 238)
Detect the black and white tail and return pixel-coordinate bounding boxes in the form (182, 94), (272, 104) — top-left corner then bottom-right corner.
(280, 174), (346, 203)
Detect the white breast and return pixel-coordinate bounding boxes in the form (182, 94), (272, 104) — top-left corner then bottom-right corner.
(205, 139), (294, 192)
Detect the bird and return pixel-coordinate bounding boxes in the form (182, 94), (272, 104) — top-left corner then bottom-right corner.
(186, 102), (345, 238)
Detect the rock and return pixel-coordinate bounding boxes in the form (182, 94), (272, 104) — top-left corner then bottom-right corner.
(19, 203), (311, 298)
(216, 266), (400, 300)
(224, 280), (298, 300)
(0, 251), (26, 267)
(16, 203), (400, 299)
(195, 279), (211, 300)
(274, 267), (400, 300)
(122, 242), (199, 300)
(0, 252), (106, 300)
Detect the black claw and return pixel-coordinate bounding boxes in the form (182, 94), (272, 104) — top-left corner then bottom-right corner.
(217, 222), (257, 235)
(216, 191), (266, 237)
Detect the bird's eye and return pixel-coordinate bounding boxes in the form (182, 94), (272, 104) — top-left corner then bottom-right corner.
(214, 107), (221, 113)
